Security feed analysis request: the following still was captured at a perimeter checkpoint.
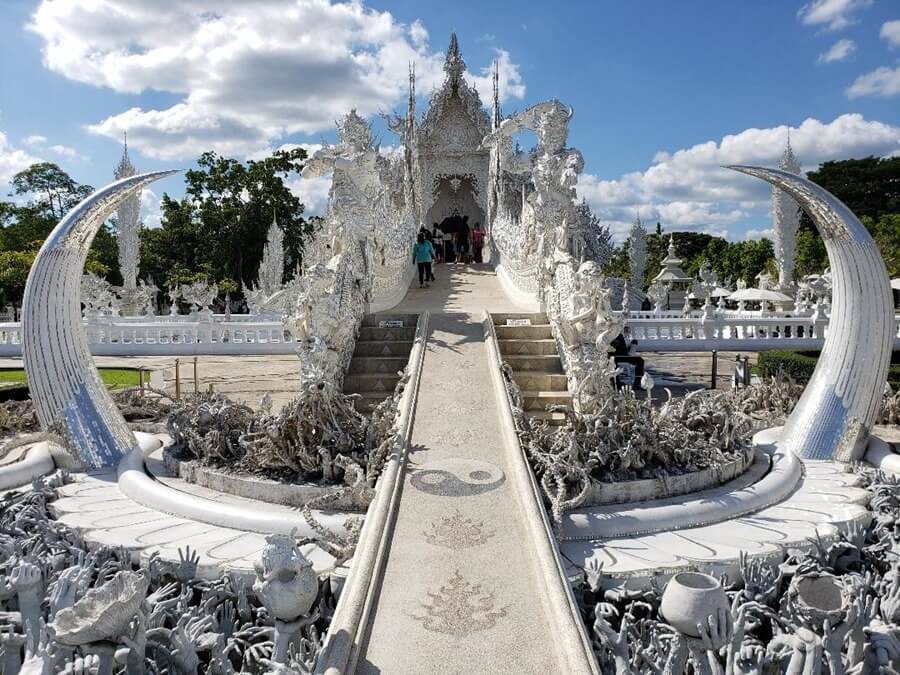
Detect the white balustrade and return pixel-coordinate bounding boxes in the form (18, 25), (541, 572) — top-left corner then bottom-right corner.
(0, 312), (897, 357)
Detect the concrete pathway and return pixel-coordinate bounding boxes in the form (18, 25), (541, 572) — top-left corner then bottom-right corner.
(356, 265), (588, 673)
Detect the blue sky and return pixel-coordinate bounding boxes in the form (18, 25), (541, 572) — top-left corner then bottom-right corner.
(1, 0), (899, 240)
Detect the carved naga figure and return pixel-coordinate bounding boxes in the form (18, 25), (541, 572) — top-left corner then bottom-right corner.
(483, 99), (584, 268)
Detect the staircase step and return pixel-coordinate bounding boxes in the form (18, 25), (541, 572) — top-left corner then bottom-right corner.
(503, 355), (564, 374)
(353, 340), (414, 357)
(344, 373), (401, 394)
(358, 326), (417, 342)
(512, 371), (569, 392)
(348, 357), (409, 374)
(520, 391), (574, 411)
(495, 324), (553, 340)
(498, 339), (558, 356)
(361, 313), (419, 328)
(492, 312), (549, 326)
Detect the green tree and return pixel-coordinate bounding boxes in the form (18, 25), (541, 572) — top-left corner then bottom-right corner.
(145, 148), (313, 294)
(796, 156), (900, 276)
(865, 213), (900, 278)
(0, 162), (113, 303)
(11, 162), (92, 221)
(806, 156), (900, 221)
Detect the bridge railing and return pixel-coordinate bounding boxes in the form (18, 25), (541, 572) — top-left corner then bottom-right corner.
(1, 313), (898, 357)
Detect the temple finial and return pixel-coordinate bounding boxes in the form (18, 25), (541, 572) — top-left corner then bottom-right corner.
(444, 32), (465, 83)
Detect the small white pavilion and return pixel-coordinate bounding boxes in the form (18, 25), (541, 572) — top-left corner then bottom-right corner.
(652, 235), (693, 309)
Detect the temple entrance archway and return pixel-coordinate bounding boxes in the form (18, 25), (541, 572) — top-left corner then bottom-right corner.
(425, 175), (485, 232)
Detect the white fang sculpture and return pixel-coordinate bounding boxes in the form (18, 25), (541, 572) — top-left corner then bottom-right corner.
(730, 165), (893, 461)
(22, 170), (177, 469)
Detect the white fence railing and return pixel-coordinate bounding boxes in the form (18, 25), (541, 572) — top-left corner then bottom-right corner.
(1, 313), (899, 357)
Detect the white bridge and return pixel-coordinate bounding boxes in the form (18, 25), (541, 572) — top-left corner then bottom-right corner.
(2, 305), (898, 356)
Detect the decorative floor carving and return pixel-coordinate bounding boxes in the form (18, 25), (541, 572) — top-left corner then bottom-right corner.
(424, 510), (496, 549)
(409, 458), (506, 497)
(412, 570), (508, 637)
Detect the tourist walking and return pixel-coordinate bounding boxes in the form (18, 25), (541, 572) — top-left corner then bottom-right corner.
(456, 228), (470, 264)
(432, 223), (444, 264)
(413, 232), (435, 288)
(443, 226), (455, 263)
(472, 223), (485, 263)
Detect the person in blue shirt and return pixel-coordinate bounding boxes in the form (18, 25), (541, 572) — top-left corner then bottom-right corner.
(413, 231), (435, 288)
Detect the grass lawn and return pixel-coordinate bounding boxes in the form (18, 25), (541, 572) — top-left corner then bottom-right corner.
(0, 367), (142, 390)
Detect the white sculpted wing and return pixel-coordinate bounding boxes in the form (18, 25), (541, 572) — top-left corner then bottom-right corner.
(728, 165), (893, 461)
(22, 170), (178, 469)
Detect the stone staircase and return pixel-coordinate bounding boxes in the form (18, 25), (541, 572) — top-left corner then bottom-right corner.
(344, 314), (418, 412)
(492, 312), (571, 426)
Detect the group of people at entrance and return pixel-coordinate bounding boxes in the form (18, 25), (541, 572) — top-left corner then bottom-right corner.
(412, 215), (485, 288)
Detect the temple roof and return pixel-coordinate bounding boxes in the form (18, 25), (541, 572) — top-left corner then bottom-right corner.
(418, 34), (490, 144)
(653, 235), (692, 283)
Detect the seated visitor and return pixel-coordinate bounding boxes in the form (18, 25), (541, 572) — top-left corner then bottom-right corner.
(609, 328), (645, 389)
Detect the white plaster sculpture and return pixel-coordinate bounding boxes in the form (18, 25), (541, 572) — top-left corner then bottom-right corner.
(21, 170), (177, 468)
(80, 273), (116, 319)
(730, 165), (894, 461)
(180, 280), (218, 317)
(253, 533), (320, 665)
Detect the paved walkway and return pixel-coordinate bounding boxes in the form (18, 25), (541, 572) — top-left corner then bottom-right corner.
(357, 265), (584, 673)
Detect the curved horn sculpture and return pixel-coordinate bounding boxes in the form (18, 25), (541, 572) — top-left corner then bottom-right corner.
(22, 170), (178, 469)
(728, 165), (893, 461)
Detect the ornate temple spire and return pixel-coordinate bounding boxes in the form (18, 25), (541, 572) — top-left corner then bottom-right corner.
(114, 132), (135, 180)
(491, 59), (501, 131)
(407, 62), (416, 131)
(444, 32), (466, 85)
(779, 129), (801, 174)
(772, 129), (802, 288)
(114, 133), (141, 292)
(627, 214), (648, 307)
(258, 209), (285, 297)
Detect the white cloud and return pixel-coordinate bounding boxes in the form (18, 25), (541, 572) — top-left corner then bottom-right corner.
(23, 135), (47, 146)
(0, 131), (41, 185)
(880, 20), (900, 48)
(409, 19), (428, 49)
(139, 188), (162, 229)
(847, 65), (900, 98)
(49, 144), (86, 161)
(578, 113), (900, 241)
(287, 174), (331, 216)
(29, 1), (524, 161)
(798, 0), (871, 31)
(467, 49), (526, 105)
(818, 38), (855, 63)
(256, 142), (333, 216)
(744, 228), (774, 241)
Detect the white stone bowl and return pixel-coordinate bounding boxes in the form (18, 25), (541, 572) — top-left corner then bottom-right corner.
(659, 572), (730, 638)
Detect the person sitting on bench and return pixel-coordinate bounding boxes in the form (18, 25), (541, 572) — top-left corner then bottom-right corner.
(609, 328), (645, 389)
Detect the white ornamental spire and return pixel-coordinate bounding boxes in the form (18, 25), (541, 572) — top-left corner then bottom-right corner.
(627, 213), (647, 308)
(491, 59), (501, 131)
(772, 129), (802, 288)
(114, 133), (141, 290)
(258, 210), (285, 297)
